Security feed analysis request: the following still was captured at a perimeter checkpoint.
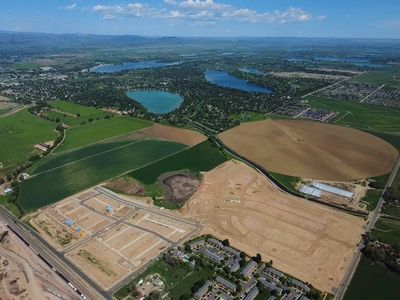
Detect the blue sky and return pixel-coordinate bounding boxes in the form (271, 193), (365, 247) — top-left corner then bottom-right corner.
(0, 0), (399, 38)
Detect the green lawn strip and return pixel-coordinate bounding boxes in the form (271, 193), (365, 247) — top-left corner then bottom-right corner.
(129, 141), (228, 185)
(382, 205), (400, 218)
(54, 116), (151, 153)
(18, 140), (186, 212)
(306, 96), (400, 133)
(231, 111), (266, 123)
(114, 258), (213, 300)
(353, 68), (400, 88)
(369, 173), (390, 189)
(0, 195), (23, 218)
(373, 219), (400, 246)
(363, 189), (383, 211)
(344, 255), (400, 300)
(0, 109), (58, 171)
(30, 135), (146, 175)
(49, 100), (107, 119)
(269, 172), (300, 194)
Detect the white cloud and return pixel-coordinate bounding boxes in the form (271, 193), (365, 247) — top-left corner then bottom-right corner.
(317, 15), (327, 21)
(61, 3), (78, 11)
(91, 1), (314, 24)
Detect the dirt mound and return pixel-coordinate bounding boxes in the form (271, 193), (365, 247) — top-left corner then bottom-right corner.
(104, 177), (145, 195)
(219, 119), (398, 181)
(141, 124), (207, 146)
(181, 160), (364, 292)
(159, 172), (200, 205)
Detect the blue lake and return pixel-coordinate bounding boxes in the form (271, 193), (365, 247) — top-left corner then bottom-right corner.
(238, 67), (265, 76)
(205, 70), (272, 94)
(126, 90), (183, 114)
(314, 56), (386, 68)
(90, 61), (181, 73)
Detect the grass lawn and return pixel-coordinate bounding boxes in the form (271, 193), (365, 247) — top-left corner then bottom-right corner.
(231, 111), (266, 123)
(306, 96), (400, 134)
(382, 205), (400, 219)
(362, 189), (383, 211)
(114, 258), (213, 300)
(369, 173), (390, 190)
(54, 116), (151, 153)
(373, 219), (400, 246)
(0, 195), (23, 218)
(129, 141), (228, 185)
(344, 255), (400, 300)
(269, 172), (300, 194)
(18, 139), (186, 212)
(0, 109), (58, 173)
(353, 68), (400, 88)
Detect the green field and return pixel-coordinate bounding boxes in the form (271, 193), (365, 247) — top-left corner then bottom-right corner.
(372, 219), (400, 246)
(269, 172), (300, 194)
(0, 109), (58, 172)
(344, 255), (400, 300)
(231, 111), (266, 123)
(306, 96), (400, 134)
(128, 141), (227, 185)
(362, 189), (383, 211)
(353, 68), (400, 88)
(114, 258), (213, 300)
(54, 116), (151, 153)
(18, 139), (186, 212)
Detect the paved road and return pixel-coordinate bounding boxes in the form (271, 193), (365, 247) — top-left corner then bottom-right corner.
(0, 206), (107, 300)
(335, 154), (400, 300)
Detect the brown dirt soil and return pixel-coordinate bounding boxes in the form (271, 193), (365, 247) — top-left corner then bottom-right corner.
(158, 172), (200, 204)
(181, 160), (365, 293)
(104, 176), (145, 195)
(141, 124), (207, 146)
(219, 119), (398, 181)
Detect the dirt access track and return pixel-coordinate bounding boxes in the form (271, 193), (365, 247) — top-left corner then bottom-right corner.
(140, 124), (207, 146)
(219, 119), (398, 181)
(181, 160), (365, 293)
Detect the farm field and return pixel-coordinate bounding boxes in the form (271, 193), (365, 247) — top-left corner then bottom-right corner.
(140, 123), (207, 146)
(362, 189), (383, 211)
(27, 188), (198, 291)
(353, 68), (400, 88)
(0, 109), (57, 173)
(129, 141), (227, 185)
(54, 116), (151, 153)
(344, 256), (400, 300)
(18, 139), (186, 211)
(307, 96), (400, 134)
(181, 160), (364, 293)
(372, 219), (400, 246)
(219, 119), (397, 181)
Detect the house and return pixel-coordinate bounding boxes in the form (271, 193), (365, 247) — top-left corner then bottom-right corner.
(259, 279), (283, 296)
(240, 260), (258, 278)
(224, 246), (241, 258)
(4, 187), (12, 196)
(264, 267), (284, 280)
(228, 259), (241, 272)
(204, 249), (224, 263)
(290, 279), (310, 293)
(208, 238), (223, 248)
(189, 239), (206, 250)
(243, 287), (259, 300)
(194, 280), (213, 299)
(215, 276), (237, 292)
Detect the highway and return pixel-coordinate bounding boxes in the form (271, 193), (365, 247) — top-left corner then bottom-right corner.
(0, 206), (108, 300)
(335, 154), (400, 300)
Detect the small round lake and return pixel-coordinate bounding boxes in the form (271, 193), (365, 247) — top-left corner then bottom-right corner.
(205, 69), (272, 94)
(126, 91), (183, 114)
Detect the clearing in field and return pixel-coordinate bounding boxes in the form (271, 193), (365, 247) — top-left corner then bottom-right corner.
(219, 119), (398, 181)
(181, 160), (365, 293)
(140, 123), (207, 146)
(28, 188), (199, 291)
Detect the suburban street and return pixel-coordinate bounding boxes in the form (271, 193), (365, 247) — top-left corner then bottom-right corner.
(335, 155), (400, 300)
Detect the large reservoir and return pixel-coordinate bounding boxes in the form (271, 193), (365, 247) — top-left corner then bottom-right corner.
(126, 90), (183, 114)
(205, 69), (272, 94)
(90, 61), (180, 73)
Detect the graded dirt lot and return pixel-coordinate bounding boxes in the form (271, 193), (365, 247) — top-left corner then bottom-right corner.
(104, 176), (146, 195)
(141, 124), (207, 146)
(158, 172), (200, 205)
(181, 160), (365, 293)
(219, 119), (398, 181)
(28, 188), (199, 291)
(0, 222), (79, 300)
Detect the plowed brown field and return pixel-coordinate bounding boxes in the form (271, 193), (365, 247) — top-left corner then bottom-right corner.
(141, 124), (206, 146)
(181, 160), (365, 293)
(219, 119), (398, 181)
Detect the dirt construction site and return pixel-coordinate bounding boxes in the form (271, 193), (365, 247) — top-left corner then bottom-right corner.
(26, 188), (200, 291)
(219, 119), (398, 181)
(181, 160), (365, 293)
